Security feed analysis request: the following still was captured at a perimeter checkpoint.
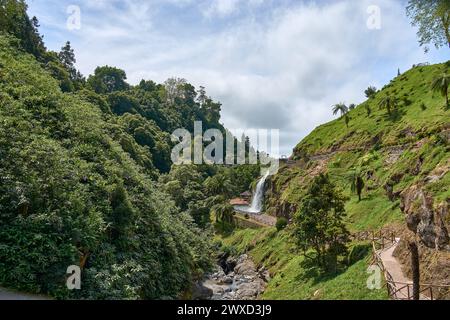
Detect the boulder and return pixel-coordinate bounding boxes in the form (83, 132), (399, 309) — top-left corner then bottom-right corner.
(191, 282), (213, 300)
(222, 276), (233, 284)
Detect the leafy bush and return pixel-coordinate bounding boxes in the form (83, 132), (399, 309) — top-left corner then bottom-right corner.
(346, 244), (370, 266)
(276, 217), (288, 231)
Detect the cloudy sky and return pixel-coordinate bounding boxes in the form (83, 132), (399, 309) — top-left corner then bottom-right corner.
(28, 0), (448, 156)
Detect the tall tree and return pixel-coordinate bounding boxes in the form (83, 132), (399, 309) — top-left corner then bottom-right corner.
(58, 41), (84, 88)
(406, 0), (450, 50)
(431, 73), (449, 108)
(197, 86), (207, 106)
(332, 103), (349, 127)
(204, 175), (234, 198)
(294, 174), (350, 271)
(203, 98), (222, 124)
(212, 202), (234, 224)
(58, 41), (76, 71)
(332, 103), (348, 117)
(87, 66), (129, 94)
(164, 77), (187, 104)
(332, 102), (348, 117)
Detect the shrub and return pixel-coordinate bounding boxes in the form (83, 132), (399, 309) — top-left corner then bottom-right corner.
(276, 217), (288, 231)
(346, 244), (370, 266)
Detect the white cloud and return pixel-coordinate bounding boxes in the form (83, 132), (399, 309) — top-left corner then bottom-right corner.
(201, 0), (266, 18)
(203, 0), (241, 17)
(28, 0), (447, 156)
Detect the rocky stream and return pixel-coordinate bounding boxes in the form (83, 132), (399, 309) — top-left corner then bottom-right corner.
(193, 253), (270, 300)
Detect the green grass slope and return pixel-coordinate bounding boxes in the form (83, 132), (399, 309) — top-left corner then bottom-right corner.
(293, 62), (450, 157)
(219, 227), (388, 300)
(267, 61), (449, 232)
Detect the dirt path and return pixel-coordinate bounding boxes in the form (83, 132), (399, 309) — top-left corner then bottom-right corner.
(0, 287), (50, 300)
(377, 239), (429, 300)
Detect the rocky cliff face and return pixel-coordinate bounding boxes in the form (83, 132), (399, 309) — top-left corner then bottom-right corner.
(393, 179), (450, 298)
(400, 185), (449, 250)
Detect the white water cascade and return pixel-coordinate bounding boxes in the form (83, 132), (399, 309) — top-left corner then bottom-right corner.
(237, 170), (270, 214)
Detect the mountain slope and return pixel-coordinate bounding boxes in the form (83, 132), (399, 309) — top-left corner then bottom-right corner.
(267, 61), (450, 230)
(219, 61), (450, 300)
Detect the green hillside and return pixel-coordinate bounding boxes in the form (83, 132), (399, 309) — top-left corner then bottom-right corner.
(267, 62), (449, 230)
(294, 63), (449, 158)
(218, 61), (450, 300)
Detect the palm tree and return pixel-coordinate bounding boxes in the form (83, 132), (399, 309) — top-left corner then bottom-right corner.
(378, 95), (397, 115)
(344, 114), (350, 128)
(212, 202), (234, 224)
(204, 174), (233, 197)
(431, 73), (449, 108)
(365, 104), (372, 116)
(349, 169), (365, 202)
(332, 103), (349, 128)
(332, 103), (348, 117)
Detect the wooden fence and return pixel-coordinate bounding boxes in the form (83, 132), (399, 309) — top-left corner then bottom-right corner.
(352, 230), (450, 300)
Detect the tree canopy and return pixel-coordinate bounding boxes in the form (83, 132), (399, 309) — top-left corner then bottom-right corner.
(294, 174), (350, 271)
(406, 0), (450, 50)
(87, 66), (130, 94)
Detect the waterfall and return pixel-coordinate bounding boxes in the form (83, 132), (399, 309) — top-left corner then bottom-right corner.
(247, 170), (270, 213)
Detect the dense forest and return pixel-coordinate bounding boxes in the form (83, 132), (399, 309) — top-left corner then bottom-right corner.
(0, 0), (260, 299)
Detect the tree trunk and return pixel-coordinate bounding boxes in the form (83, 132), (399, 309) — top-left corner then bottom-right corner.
(446, 91), (449, 108)
(442, 16), (450, 49)
(408, 241), (420, 300)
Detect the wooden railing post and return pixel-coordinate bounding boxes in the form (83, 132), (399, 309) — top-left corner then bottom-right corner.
(408, 241), (420, 300)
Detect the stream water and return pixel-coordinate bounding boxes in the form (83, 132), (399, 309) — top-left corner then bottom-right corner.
(199, 254), (269, 300)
